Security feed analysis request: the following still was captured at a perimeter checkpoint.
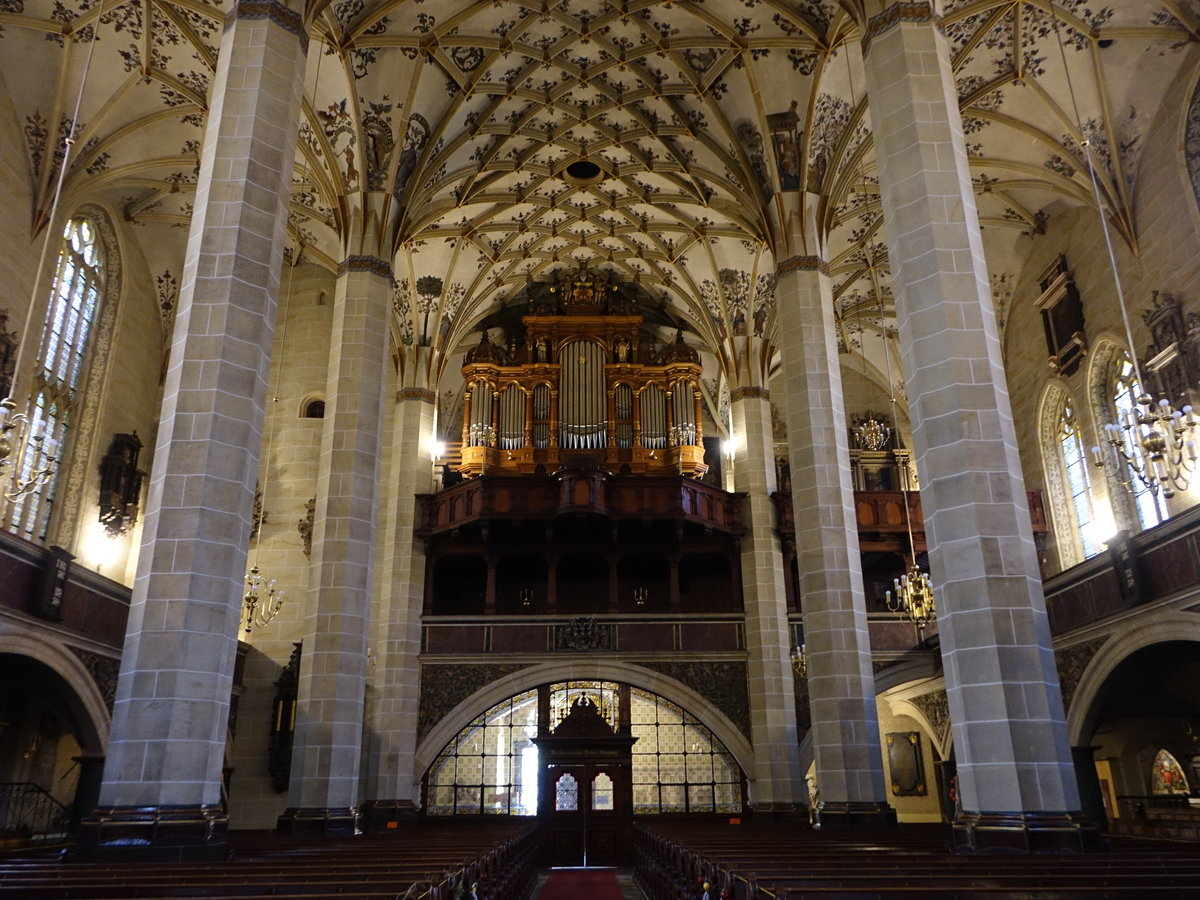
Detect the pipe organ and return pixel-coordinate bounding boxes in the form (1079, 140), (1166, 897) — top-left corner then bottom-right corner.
(458, 273), (707, 477)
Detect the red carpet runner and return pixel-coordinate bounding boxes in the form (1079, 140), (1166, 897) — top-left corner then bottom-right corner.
(538, 868), (624, 900)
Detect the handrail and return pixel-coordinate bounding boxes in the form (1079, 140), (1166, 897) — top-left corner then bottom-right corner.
(0, 782), (72, 839)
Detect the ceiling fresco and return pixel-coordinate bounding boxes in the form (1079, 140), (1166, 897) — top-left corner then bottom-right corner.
(0, 0), (1197, 405)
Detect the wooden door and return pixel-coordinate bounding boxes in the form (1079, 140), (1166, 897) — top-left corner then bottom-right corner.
(534, 696), (637, 867)
(544, 763), (628, 866)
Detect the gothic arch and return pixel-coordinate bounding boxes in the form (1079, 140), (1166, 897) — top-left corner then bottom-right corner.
(0, 627), (110, 753)
(1066, 611), (1200, 745)
(413, 659), (755, 791)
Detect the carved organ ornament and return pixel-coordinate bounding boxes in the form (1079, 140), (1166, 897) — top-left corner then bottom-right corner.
(457, 273), (707, 478)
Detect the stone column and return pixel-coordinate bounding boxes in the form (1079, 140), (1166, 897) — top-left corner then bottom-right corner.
(775, 250), (894, 828)
(79, 0), (307, 862)
(362, 363), (435, 830)
(860, 1), (1094, 851)
(279, 206), (392, 834)
(729, 355), (804, 811)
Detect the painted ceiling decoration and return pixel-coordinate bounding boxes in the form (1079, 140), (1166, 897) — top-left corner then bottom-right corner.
(1, 0), (1197, 391)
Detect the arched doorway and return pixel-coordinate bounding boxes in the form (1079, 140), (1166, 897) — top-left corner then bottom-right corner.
(0, 651), (106, 837)
(423, 680), (745, 864)
(1077, 641), (1200, 824)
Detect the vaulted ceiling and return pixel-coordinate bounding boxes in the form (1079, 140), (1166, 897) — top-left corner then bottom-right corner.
(1, 0), (1197, 393)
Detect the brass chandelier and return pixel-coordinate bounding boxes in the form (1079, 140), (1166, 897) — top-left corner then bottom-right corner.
(1093, 397), (1198, 500)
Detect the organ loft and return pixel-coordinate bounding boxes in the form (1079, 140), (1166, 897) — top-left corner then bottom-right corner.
(456, 270), (708, 478)
(421, 271), (741, 622)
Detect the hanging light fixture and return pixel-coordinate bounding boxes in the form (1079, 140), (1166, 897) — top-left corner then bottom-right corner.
(243, 564), (284, 634)
(790, 643), (808, 678)
(852, 411), (891, 451)
(241, 246), (298, 634)
(1092, 398), (1197, 500)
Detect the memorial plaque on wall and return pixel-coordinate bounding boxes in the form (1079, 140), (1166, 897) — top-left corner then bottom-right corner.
(886, 731), (927, 796)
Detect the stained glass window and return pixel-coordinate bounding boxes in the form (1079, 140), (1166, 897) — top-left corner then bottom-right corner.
(630, 687), (741, 814)
(1151, 749), (1189, 795)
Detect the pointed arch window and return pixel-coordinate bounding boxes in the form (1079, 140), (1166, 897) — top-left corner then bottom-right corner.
(9, 216), (104, 539)
(1059, 399), (1098, 559)
(1111, 356), (1167, 530)
(1041, 386), (1104, 567)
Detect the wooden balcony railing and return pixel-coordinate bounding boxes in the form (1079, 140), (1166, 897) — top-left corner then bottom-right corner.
(418, 470), (745, 538)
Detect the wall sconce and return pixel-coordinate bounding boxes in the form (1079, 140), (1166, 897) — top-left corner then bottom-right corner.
(97, 432), (144, 538)
(633, 586), (648, 607)
(520, 587), (533, 608)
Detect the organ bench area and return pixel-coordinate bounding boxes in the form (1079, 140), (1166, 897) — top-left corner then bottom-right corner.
(419, 274), (742, 629)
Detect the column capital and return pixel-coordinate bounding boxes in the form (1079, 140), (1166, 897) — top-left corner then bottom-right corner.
(227, 0), (308, 53)
(777, 255), (829, 278)
(396, 387), (436, 405)
(338, 255), (393, 280)
(730, 385), (771, 403)
(861, 2), (943, 56)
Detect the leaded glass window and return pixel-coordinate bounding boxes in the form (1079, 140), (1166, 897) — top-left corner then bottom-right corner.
(555, 773), (578, 811)
(425, 682), (743, 816)
(630, 687), (741, 814)
(1059, 400), (1098, 558)
(425, 689), (539, 815)
(9, 216), (104, 539)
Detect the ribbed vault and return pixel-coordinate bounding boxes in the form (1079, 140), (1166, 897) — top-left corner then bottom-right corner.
(0, 0), (1196, 394)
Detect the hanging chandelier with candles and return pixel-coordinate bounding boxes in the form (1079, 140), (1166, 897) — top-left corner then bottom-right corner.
(790, 643), (807, 679)
(885, 567), (936, 636)
(0, 399), (60, 502)
(1092, 387), (1198, 500)
(243, 563), (284, 634)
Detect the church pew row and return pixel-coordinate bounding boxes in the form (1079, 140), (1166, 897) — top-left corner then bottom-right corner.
(632, 821), (1200, 899)
(0, 821), (537, 900)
